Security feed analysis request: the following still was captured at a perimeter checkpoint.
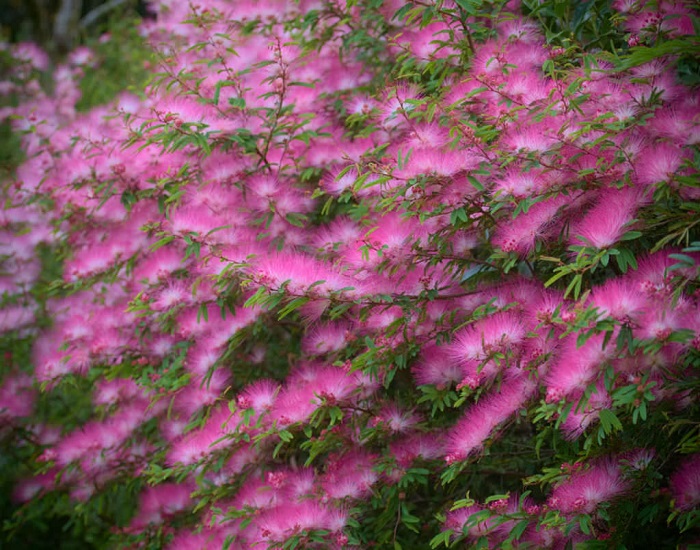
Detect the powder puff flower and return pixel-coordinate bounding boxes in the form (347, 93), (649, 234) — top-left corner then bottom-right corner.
(444, 375), (535, 462)
(412, 345), (464, 387)
(93, 379), (143, 406)
(172, 368), (231, 417)
(302, 322), (352, 355)
(269, 385), (321, 428)
(234, 477), (281, 510)
(621, 448), (656, 472)
(236, 379), (280, 412)
(649, 107), (700, 145)
(631, 249), (700, 297)
(501, 122), (559, 154)
(449, 312), (526, 364)
(10, 42), (50, 71)
(560, 384), (612, 440)
(493, 165), (549, 198)
(313, 217), (363, 254)
(390, 433), (444, 467)
(0, 372), (35, 420)
(347, 95), (378, 116)
(321, 450), (379, 500)
(0, 304), (35, 333)
(250, 252), (361, 298)
(402, 123), (451, 150)
(253, 502), (348, 544)
(151, 96), (208, 126)
(129, 482), (194, 530)
(493, 195), (570, 255)
(184, 342), (222, 378)
(167, 204), (227, 236)
(636, 301), (692, 342)
(498, 18), (543, 43)
(392, 22), (456, 61)
(177, 305), (219, 338)
(343, 213), (427, 268)
(166, 528), (227, 550)
(634, 143), (688, 187)
(670, 454), (700, 511)
(380, 84), (422, 130)
(151, 280), (192, 311)
(445, 504), (493, 539)
(12, 471), (58, 503)
(589, 279), (648, 324)
(372, 404), (421, 433)
(502, 72), (552, 105)
(166, 407), (234, 465)
(321, 166), (364, 196)
(546, 333), (613, 402)
(570, 187), (644, 249)
(548, 458), (629, 514)
(393, 148), (479, 179)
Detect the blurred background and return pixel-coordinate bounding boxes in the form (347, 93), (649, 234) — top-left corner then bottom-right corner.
(1, 0), (153, 52)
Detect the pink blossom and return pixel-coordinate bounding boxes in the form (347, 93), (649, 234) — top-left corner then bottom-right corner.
(445, 375), (535, 462)
(548, 458), (629, 514)
(634, 143), (688, 186)
(412, 344), (464, 387)
(589, 279), (648, 324)
(390, 433), (444, 467)
(560, 384), (612, 440)
(493, 194), (571, 255)
(129, 482), (194, 530)
(321, 450), (379, 500)
(570, 187), (645, 249)
(450, 311), (526, 364)
(670, 454), (700, 511)
(546, 333), (614, 402)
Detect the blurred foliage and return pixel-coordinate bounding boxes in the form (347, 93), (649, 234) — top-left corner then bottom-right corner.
(75, 14), (153, 111)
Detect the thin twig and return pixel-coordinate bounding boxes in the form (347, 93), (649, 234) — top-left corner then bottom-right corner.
(80, 0), (129, 29)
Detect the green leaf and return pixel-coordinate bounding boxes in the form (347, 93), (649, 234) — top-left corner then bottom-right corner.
(278, 297), (310, 320)
(599, 409), (623, 434)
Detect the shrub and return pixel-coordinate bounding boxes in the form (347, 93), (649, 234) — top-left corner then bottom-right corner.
(1, 0), (699, 548)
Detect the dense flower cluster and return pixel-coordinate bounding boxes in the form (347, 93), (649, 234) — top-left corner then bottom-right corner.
(1, 0), (699, 548)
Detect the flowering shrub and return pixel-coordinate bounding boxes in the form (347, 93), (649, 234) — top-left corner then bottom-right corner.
(1, 0), (700, 548)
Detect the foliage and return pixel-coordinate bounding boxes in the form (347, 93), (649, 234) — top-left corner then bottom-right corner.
(1, 0), (700, 549)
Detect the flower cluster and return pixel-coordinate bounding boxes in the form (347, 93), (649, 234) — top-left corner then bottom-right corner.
(1, 0), (699, 548)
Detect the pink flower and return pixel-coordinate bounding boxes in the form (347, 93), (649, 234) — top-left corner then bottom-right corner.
(560, 384), (611, 440)
(250, 253), (361, 298)
(570, 187), (645, 249)
(390, 433), (444, 467)
(445, 504), (492, 539)
(445, 375), (535, 462)
(166, 527), (227, 550)
(412, 344), (464, 387)
(321, 450), (379, 500)
(501, 121), (559, 154)
(493, 165), (550, 198)
(0, 372), (35, 420)
(548, 458), (629, 514)
(449, 312), (526, 364)
(133, 247), (187, 285)
(493, 194), (570, 255)
(546, 333), (613, 402)
(253, 502), (348, 544)
(589, 279), (648, 324)
(670, 454), (700, 511)
(236, 379), (280, 412)
(302, 322), (352, 355)
(129, 482), (194, 530)
(634, 143), (688, 187)
(373, 404), (421, 433)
